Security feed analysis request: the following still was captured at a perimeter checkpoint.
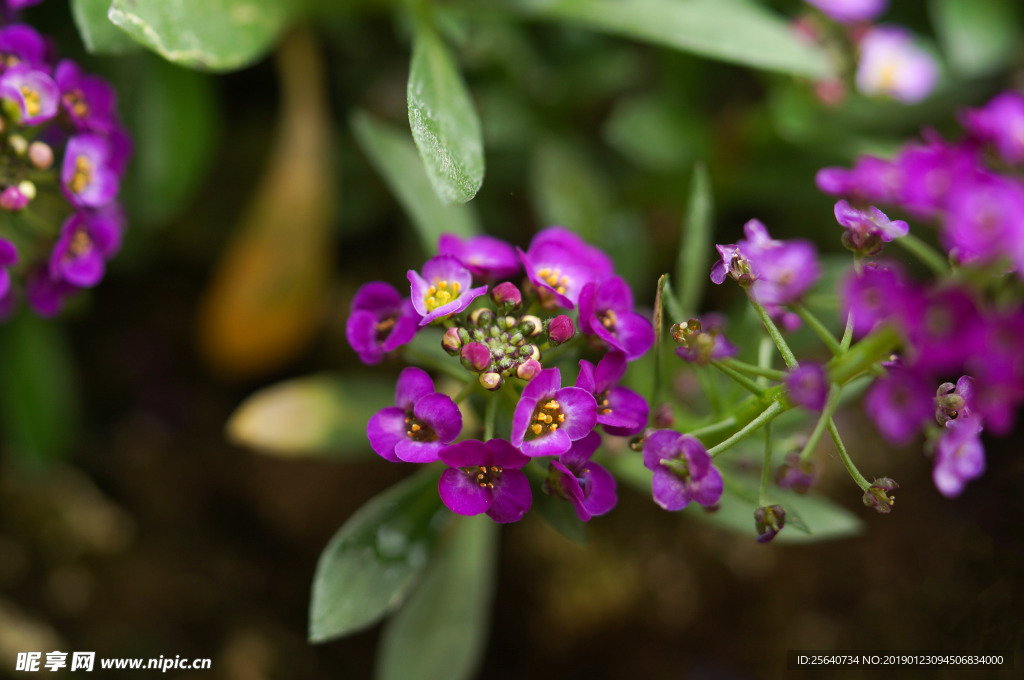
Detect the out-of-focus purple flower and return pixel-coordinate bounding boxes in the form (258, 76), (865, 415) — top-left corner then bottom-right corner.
(576, 351), (649, 437)
(0, 238), (17, 299)
(750, 239), (820, 306)
(754, 504), (786, 543)
(840, 263), (917, 338)
(786, 364), (829, 411)
(969, 312), (1024, 435)
(905, 287), (982, 374)
(547, 314), (575, 346)
(6, 1), (46, 11)
(49, 211), (121, 287)
(805, 0), (888, 23)
(864, 367), (934, 445)
(643, 430), (723, 511)
(0, 64), (57, 124)
(941, 171), (1024, 270)
(490, 281), (522, 310)
(577, 276), (654, 360)
(816, 155), (901, 205)
(0, 184), (28, 211)
(833, 200), (908, 255)
(366, 367), (462, 463)
(932, 416), (985, 498)
(61, 133), (120, 207)
(775, 452), (820, 494)
(438, 233), (520, 281)
(345, 282), (419, 365)
(438, 439), (532, 523)
(961, 91), (1024, 165)
(894, 137), (979, 219)
(54, 59), (118, 132)
(710, 219), (778, 287)
(856, 27), (938, 104)
(0, 24), (47, 71)
(545, 432), (617, 521)
(511, 367), (597, 458)
(24, 266), (76, 317)
(863, 477), (899, 513)
(407, 255), (487, 326)
(672, 317), (738, 365)
(517, 226), (613, 309)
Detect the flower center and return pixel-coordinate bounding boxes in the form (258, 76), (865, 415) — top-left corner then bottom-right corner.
(599, 309), (617, 332)
(536, 267), (569, 295)
(424, 279), (461, 312)
(528, 399), (565, 437)
(374, 316), (396, 342)
(464, 465), (503, 489)
(20, 86), (40, 117)
(64, 89), (90, 118)
(660, 456), (691, 481)
(404, 414), (437, 442)
(70, 155), (92, 194)
(67, 229), (93, 259)
(596, 390), (612, 416)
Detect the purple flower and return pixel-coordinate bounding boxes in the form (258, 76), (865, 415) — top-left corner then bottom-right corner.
(0, 237), (17, 299)
(786, 364), (828, 411)
(969, 312), (1024, 435)
(577, 276), (654, 360)
(408, 255), (487, 326)
(54, 60), (118, 132)
(48, 211), (121, 287)
(833, 200), (908, 255)
(710, 219), (778, 287)
(345, 282), (419, 365)
(749, 239), (820, 306)
(643, 430), (723, 511)
(0, 184), (28, 211)
(672, 317), (738, 365)
(935, 375), (976, 426)
(840, 263), (917, 338)
(816, 155), (902, 205)
(941, 171), (1024, 270)
(438, 233), (520, 281)
(545, 432), (617, 521)
(932, 417), (985, 498)
(0, 64), (58, 125)
(961, 91), (1024, 165)
(905, 287), (982, 374)
(576, 351), (649, 437)
(24, 266), (76, 317)
(517, 226), (613, 309)
(61, 134), (120, 208)
(438, 439), (532, 523)
(893, 137), (978, 219)
(864, 367), (934, 445)
(805, 0), (888, 23)
(775, 452), (820, 494)
(366, 367), (462, 463)
(754, 504), (786, 543)
(0, 24), (47, 71)
(511, 367), (597, 457)
(856, 27), (939, 103)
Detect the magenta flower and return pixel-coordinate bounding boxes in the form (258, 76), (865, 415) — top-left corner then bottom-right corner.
(750, 239), (820, 306)
(407, 255), (487, 326)
(438, 233), (520, 281)
(576, 351), (649, 437)
(24, 266), (76, 317)
(961, 91), (1024, 165)
(775, 452), (820, 494)
(0, 64), (58, 124)
(710, 219), (778, 287)
(511, 367), (597, 457)
(438, 439), (532, 523)
(833, 200), (908, 255)
(54, 60), (118, 132)
(0, 238), (17, 299)
(816, 155), (901, 205)
(643, 430), (723, 511)
(894, 137), (978, 219)
(856, 27), (938, 104)
(61, 134), (120, 208)
(805, 0), (888, 23)
(673, 316), (738, 365)
(941, 171), (1024, 270)
(970, 312), (1024, 435)
(545, 432), (617, 521)
(840, 263), (918, 338)
(577, 276), (654, 360)
(786, 364), (828, 411)
(366, 367), (462, 463)
(905, 287), (982, 374)
(345, 281), (420, 365)
(48, 211), (121, 287)
(933, 417), (985, 498)
(864, 367), (934, 445)
(517, 226), (613, 308)
(0, 23), (47, 70)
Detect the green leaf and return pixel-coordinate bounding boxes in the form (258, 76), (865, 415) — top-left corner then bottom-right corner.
(529, 140), (609, 245)
(309, 470), (450, 643)
(675, 163), (713, 319)
(131, 55), (220, 225)
(107, 0), (290, 71)
(377, 516), (498, 680)
(352, 111), (480, 255)
(931, 0), (1021, 77)
(407, 20), (485, 205)
(514, 0), (831, 78)
(0, 313), (79, 467)
(226, 374), (396, 459)
(71, 0), (140, 54)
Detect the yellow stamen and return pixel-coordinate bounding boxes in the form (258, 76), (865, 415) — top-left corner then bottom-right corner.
(70, 155), (92, 194)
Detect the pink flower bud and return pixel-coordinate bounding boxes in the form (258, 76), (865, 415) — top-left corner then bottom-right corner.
(547, 314), (575, 346)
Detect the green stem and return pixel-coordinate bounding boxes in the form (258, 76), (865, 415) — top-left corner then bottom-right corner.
(798, 383), (841, 462)
(710, 359), (764, 396)
(483, 393), (498, 441)
(825, 324), (901, 385)
(720, 358), (787, 381)
(686, 416), (737, 439)
(896, 233), (948, 276)
(759, 422), (773, 507)
(791, 303), (842, 356)
(707, 400), (784, 458)
(827, 419), (871, 491)
(749, 296), (798, 369)
(840, 311), (854, 351)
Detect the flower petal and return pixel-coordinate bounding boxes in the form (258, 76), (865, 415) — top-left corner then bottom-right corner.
(366, 407), (406, 462)
(439, 468), (493, 516)
(487, 470), (532, 523)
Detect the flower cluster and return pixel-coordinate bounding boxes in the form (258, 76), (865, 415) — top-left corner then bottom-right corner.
(0, 15), (132, 318)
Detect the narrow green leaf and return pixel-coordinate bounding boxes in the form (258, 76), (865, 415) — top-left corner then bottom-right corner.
(931, 0), (1021, 77)
(407, 21), (485, 205)
(514, 0), (831, 78)
(0, 313), (79, 467)
(226, 374), (395, 459)
(352, 111), (479, 254)
(71, 0), (140, 54)
(309, 470), (450, 642)
(107, 0), (289, 71)
(377, 516), (498, 680)
(675, 163), (713, 318)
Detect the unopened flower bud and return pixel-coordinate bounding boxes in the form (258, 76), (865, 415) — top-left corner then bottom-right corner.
(754, 505), (786, 543)
(519, 344), (540, 362)
(653, 403), (674, 428)
(491, 282), (522, 310)
(479, 372), (503, 391)
(27, 141), (52, 170)
(0, 185), (28, 212)
(516, 358), (542, 381)
(775, 452), (820, 494)
(17, 180), (35, 201)
(934, 382), (965, 426)
(8, 134), (26, 156)
(470, 308), (494, 327)
(519, 314), (543, 337)
(547, 314), (575, 346)
(862, 477), (899, 514)
(442, 327), (463, 355)
(460, 342), (491, 372)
